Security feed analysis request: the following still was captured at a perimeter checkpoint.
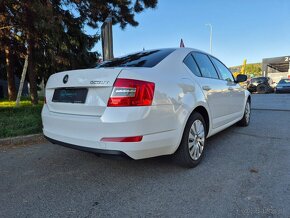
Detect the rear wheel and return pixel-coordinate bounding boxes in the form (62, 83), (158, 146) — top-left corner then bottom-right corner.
(237, 100), (251, 126)
(256, 84), (267, 94)
(175, 112), (206, 168)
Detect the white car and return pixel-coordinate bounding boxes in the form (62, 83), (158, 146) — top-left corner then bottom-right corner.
(42, 48), (250, 167)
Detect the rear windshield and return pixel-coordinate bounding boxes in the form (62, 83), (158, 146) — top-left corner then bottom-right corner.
(278, 79), (290, 84)
(98, 49), (175, 68)
(251, 77), (267, 83)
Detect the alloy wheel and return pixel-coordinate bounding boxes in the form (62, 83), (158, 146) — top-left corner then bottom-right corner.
(188, 120), (205, 160)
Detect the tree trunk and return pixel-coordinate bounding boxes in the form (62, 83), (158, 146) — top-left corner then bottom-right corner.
(27, 35), (38, 105)
(16, 55), (29, 106)
(4, 43), (16, 101)
(25, 1), (38, 105)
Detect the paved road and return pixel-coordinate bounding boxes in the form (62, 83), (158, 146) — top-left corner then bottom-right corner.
(1, 94), (290, 217)
(252, 93), (290, 111)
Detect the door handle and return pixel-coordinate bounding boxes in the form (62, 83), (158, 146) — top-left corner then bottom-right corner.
(228, 87), (234, 91)
(202, 86), (211, 91)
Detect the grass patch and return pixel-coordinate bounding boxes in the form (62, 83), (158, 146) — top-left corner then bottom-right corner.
(0, 100), (43, 139)
(0, 97), (44, 107)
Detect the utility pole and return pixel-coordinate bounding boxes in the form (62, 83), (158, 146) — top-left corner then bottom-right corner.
(205, 24), (212, 54)
(101, 15), (114, 61)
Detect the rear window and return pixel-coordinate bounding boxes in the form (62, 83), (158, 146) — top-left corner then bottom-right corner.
(183, 54), (202, 77)
(251, 77), (267, 83)
(192, 52), (219, 79)
(98, 49), (175, 68)
(278, 79), (290, 84)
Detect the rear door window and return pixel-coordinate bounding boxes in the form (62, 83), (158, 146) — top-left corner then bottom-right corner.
(192, 53), (219, 79)
(98, 49), (175, 68)
(183, 54), (202, 77)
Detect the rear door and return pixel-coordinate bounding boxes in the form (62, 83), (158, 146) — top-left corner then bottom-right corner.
(186, 52), (232, 128)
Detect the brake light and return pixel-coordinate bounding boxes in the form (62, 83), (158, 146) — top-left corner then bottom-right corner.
(108, 78), (155, 107)
(101, 136), (143, 142)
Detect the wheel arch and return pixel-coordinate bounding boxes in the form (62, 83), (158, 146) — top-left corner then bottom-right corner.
(248, 95), (251, 104)
(191, 106), (210, 137)
(173, 104), (211, 155)
(245, 91), (251, 105)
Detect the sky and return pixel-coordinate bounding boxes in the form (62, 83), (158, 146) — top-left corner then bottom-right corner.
(91, 0), (290, 67)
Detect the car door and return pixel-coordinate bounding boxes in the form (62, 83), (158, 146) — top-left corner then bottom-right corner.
(188, 52), (232, 129)
(210, 57), (245, 117)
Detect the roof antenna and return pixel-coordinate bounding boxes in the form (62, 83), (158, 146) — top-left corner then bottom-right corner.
(180, 39), (185, 48)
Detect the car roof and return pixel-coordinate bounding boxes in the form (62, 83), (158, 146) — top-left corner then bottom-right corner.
(120, 47), (211, 57)
(252, 77), (268, 79)
(144, 47), (211, 56)
(104, 48), (220, 69)
(147, 47), (221, 63)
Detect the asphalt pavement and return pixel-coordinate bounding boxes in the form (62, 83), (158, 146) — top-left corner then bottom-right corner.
(1, 94), (290, 217)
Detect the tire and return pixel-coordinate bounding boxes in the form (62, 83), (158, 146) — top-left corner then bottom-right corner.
(237, 100), (251, 127)
(256, 84), (267, 94)
(175, 112), (206, 168)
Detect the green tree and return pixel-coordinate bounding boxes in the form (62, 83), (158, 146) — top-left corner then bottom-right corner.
(245, 63), (262, 77)
(0, 0), (158, 104)
(240, 59), (247, 75)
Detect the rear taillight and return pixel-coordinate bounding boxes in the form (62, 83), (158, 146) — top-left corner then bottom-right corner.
(107, 78), (155, 107)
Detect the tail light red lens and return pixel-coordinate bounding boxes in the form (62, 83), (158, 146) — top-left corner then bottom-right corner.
(101, 136), (143, 142)
(107, 78), (155, 107)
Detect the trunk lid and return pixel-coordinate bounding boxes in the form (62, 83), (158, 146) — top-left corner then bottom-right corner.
(45, 68), (121, 116)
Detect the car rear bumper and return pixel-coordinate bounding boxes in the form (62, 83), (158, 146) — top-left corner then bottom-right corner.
(44, 135), (126, 156)
(276, 88), (290, 93)
(42, 105), (179, 159)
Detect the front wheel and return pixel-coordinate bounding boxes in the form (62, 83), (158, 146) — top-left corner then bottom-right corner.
(175, 112), (206, 168)
(237, 100), (251, 126)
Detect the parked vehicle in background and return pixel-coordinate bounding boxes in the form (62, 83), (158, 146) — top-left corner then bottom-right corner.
(275, 78), (290, 93)
(42, 48), (251, 168)
(247, 77), (274, 94)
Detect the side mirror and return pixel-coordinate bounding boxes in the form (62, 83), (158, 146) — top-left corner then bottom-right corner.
(235, 74), (247, 83)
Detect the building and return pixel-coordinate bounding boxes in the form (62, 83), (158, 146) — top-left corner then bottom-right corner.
(262, 56), (290, 83)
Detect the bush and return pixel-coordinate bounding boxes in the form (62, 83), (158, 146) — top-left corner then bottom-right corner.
(0, 104), (43, 139)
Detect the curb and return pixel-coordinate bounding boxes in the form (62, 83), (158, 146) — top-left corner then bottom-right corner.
(252, 108), (290, 112)
(0, 133), (47, 147)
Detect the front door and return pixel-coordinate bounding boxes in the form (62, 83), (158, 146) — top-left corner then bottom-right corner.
(210, 56), (245, 117)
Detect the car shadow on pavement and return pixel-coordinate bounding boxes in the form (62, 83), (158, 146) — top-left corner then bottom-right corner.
(40, 123), (238, 175)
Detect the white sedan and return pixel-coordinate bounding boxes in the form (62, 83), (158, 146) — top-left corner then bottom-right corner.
(42, 48), (251, 167)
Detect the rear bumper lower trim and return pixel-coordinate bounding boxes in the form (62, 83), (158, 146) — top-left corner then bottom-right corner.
(44, 135), (127, 157)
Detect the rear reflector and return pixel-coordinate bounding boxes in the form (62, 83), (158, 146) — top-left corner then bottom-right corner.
(107, 78), (155, 107)
(101, 136), (143, 142)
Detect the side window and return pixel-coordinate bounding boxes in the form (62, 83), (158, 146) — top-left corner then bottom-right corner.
(192, 53), (219, 79)
(211, 57), (234, 82)
(183, 54), (202, 77)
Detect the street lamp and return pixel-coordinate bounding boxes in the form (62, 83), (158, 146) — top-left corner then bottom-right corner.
(205, 24), (212, 54)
